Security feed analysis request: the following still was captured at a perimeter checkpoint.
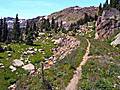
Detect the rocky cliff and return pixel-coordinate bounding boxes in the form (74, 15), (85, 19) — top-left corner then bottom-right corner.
(95, 8), (120, 40)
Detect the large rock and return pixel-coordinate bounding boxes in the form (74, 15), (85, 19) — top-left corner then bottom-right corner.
(22, 63), (35, 72)
(95, 8), (120, 40)
(12, 59), (24, 67)
(111, 33), (120, 46)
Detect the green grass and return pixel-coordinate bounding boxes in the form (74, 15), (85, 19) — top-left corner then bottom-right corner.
(44, 36), (88, 90)
(0, 36), (56, 90)
(78, 30), (120, 90)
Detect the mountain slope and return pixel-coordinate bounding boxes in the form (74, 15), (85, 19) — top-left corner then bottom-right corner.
(48, 6), (98, 23)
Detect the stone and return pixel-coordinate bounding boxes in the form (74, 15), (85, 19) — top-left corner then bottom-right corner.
(12, 59), (24, 67)
(9, 65), (17, 72)
(27, 50), (35, 54)
(23, 51), (28, 55)
(34, 48), (37, 52)
(28, 47), (34, 50)
(117, 76), (120, 79)
(95, 8), (120, 40)
(38, 49), (44, 52)
(8, 84), (16, 90)
(0, 63), (4, 68)
(0, 63), (3, 66)
(8, 54), (12, 57)
(111, 33), (120, 46)
(22, 63), (35, 72)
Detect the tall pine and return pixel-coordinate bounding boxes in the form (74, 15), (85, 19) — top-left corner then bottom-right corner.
(51, 17), (55, 29)
(25, 22), (34, 45)
(0, 18), (3, 42)
(2, 18), (8, 42)
(13, 14), (20, 42)
(110, 0), (118, 8)
(98, 3), (103, 16)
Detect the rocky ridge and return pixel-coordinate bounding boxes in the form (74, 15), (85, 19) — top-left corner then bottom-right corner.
(95, 8), (120, 40)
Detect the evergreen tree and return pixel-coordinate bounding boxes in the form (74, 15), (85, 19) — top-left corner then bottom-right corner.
(77, 19), (84, 25)
(25, 25), (34, 45)
(116, 0), (120, 10)
(2, 18), (8, 42)
(84, 13), (89, 23)
(94, 14), (98, 21)
(51, 17), (55, 29)
(25, 20), (29, 35)
(33, 22), (38, 37)
(98, 3), (103, 16)
(0, 18), (3, 41)
(54, 21), (58, 33)
(45, 18), (50, 31)
(60, 21), (63, 28)
(110, 0), (118, 8)
(103, 0), (109, 10)
(69, 23), (74, 31)
(13, 14), (20, 42)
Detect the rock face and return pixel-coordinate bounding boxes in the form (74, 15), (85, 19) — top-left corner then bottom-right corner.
(111, 33), (120, 46)
(95, 8), (120, 40)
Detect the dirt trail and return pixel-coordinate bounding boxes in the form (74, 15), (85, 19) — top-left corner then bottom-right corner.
(65, 39), (91, 90)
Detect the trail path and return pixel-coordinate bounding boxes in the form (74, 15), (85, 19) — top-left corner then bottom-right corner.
(65, 39), (91, 90)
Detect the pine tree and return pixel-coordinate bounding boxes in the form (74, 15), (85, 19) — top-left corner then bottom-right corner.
(98, 3), (103, 16)
(25, 22), (35, 45)
(2, 18), (8, 42)
(94, 14), (98, 21)
(45, 18), (50, 31)
(60, 21), (63, 28)
(0, 18), (3, 42)
(84, 13), (89, 23)
(13, 14), (20, 42)
(51, 17), (55, 29)
(54, 21), (58, 33)
(25, 26), (34, 45)
(110, 0), (118, 8)
(116, 0), (120, 10)
(103, 0), (109, 10)
(25, 20), (29, 35)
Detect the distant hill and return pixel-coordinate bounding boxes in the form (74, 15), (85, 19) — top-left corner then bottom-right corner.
(33, 6), (98, 30)
(47, 6), (98, 23)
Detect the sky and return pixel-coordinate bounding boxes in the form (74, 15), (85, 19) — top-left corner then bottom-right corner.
(0, 0), (106, 19)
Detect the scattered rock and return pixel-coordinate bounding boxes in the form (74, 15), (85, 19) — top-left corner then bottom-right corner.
(12, 59), (24, 67)
(38, 49), (44, 52)
(44, 36), (80, 69)
(27, 50), (36, 54)
(8, 54), (12, 57)
(23, 51), (28, 55)
(0, 63), (4, 68)
(8, 84), (16, 90)
(117, 76), (120, 79)
(9, 65), (16, 72)
(22, 63), (35, 72)
(34, 48), (38, 52)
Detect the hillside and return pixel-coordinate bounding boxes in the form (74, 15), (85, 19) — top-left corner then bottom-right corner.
(48, 6), (98, 23)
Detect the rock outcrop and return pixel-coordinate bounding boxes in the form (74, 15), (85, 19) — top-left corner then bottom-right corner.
(95, 8), (120, 40)
(111, 33), (120, 46)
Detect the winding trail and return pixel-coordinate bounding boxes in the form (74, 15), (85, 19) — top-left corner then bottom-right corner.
(65, 39), (91, 90)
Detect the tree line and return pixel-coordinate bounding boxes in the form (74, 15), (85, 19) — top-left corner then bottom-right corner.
(0, 14), (37, 45)
(98, 0), (120, 16)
